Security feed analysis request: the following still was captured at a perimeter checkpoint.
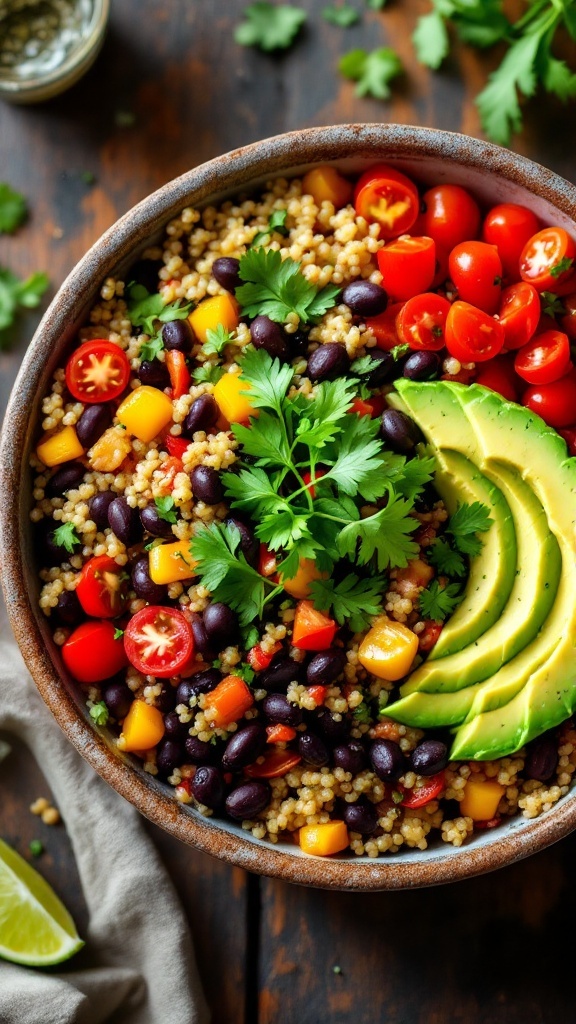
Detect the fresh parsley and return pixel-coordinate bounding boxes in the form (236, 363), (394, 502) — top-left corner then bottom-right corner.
(418, 579), (463, 622)
(192, 364), (225, 385)
(428, 538), (466, 578)
(201, 323), (235, 357)
(446, 501), (493, 557)
(0, 183), (27, 234)
(250, 209), (289, 248)
(52, 521), (81, 554)
(322, 4), (360, 27)
(339, 47), (403, 99)
(113, 627), (124, 640)
(236, 247), (341, 324)
(0, 269), (49, 347)
(541, 291), (565, 318)
(353, 701), (372, 723)
(234, 2), (307, 52)
(90, 701), (110, 726)
(390, 343), (410, 361)
(127, 283), (192, 337)
(310, 574), (386, 633)
(139, 334), (165, 362)
(366, 0), (387, 7)
(154, 496), (178, 524)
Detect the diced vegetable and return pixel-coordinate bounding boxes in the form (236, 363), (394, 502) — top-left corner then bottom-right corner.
(302, 165), (353, 209)
(460, 777), (505, 821)
(188, 294), (239, 344)
(281, 557), (326, 599)
(148, 541), (197, 585)
(245, 749), (301, 777)
(358, 615), (419, 681)
(165, 349), (191, 399)
(266, 724), (297, 744)
(120, 699), (165, 752)
(117, 385), (173, 442)
(87, 425), (132, 471)
(208, 675), (254, 728)
(299, 821), (349, 856)
(292, 601), (337, 651)
(61, 620), (128, 683)
(36, 426), (84, 467)
(213, 370), (255, 424)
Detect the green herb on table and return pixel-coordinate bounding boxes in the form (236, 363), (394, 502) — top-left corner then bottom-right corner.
(236, 248), (341, 324)
(235, 2), (307, 52)
(366, 0), (387, 8)
(51, 522), (81, 554)
(250, 209), (289, 249)
(29, 840), (43, 858)
(89, 701), (110, 726)
(127, 283), (192, 337)
(322, 4), (360, 27)
(0, 183), (27, 234)
(418, 579), (463, 622)
(0, 269), (49, 349)
(154, 496), (178, 524)
(339, 47), (403, 99)
(80, 170), (96, 186)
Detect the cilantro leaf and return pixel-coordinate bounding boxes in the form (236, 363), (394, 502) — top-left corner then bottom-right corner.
(412, 11), (450, 70)
(353, 701), (372, 724)
(0, 183), (27, 234)
(256, 510), (314, 551)
(310, 573), (386, 633)
(250, 209), (289, 248)
(202, 323), (235, 356)
(427, 538), (466, 578)
(0, 268), (49, 342)
(154, 496), (177, 524)
(321, 413), (390, 502)
(291, 378), (356, 448)
(190, 522), (277, 626)
(52, 521), (81, 554)
(339, 47), (403, 99)
(322, 4), (360, 27)
(236, 248), (340, 325)
(475, 23), (542, 146)
(238, 345), (294, 412)
(231, 411), (292, 466)
(338, 495), (420, 571)
(127, 283), (192, 336)
(192, 364), (224, 385)
(446, 501), (493, 556)
(393, 453), (436, 502)
(90, 701), (110, 726)
(418, 579), (463, 622)
(366, 0), (387, 8)
(225, 466), (290, 516)
(139, 334), (164, 362)
(234, 2), (307, 52)
(541, 291), (565, 318)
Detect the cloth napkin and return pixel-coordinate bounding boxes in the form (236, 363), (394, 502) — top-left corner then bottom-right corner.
(0, 607), (209, 1024)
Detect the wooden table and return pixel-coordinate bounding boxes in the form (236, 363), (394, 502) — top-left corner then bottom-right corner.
(2, 3), (576, 1021)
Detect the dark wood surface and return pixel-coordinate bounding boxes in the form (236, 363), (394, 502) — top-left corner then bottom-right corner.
(2, 3), (576, 1021)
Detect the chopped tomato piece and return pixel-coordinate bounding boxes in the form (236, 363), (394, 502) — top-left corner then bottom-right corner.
(514, 330), (572, 385)
(292, 601), (337, 651)
(497, 281), (540, 350)
(165, 349), (191, 399)
(445, 301), (505, 363)
(377, 236), (436, 301)
(354, 164), (419, 239)
(124, 605), (194, 678)
(365, 301), (404, 351)
(306, 685), (328, 705)
(417, 620), (443, 653)
(62, 620), (128, 683)
(400, 770), (445, 808)
(164, 435), (190, 459)
(245, 749), (302, 778)
(475, 354), (520, 402)
(76, 555), (127, 618)
(395, 292), (451, 351)
(158, 455), (184, 493)
(520, 227), (576, 293)
(266, 724), (297, 744)
(65, 340), (130, 403)
(247, 641), (283, 672)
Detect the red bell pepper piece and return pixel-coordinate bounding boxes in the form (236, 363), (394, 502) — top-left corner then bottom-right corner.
(292, 600), (337, 651)
(165, 349), (191, 399)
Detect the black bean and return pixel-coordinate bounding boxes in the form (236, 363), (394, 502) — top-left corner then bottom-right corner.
(403, 350), (441, 382)
(203, 602), (238, 646)
(185, 736), (219, 766)
(140, 503), (174, 539)
(108, 496), (143, 546)
(298, 732), (330, 767)
(290, 329), (309, 356)
(131, 555), (168, 603)
(155, 683), (177, 713)
(222, 723), (267, 770)
(37, 520), (81, 565)
(525, 733), (559, 782)
(409, 739), (448, 777)
(183, 394), (219, 437)
(177, 669), (221, 705)
(212, 256), (241, 293)
(156, 739), (185, 778)
(315, 708), (350, 744)
(363, 351), (396, 388)
(162, 319), (193, 352)
(45, 462), (85, 498)
(306, 343), (350, 382)
(76, 404), (113, 449)
(189, 616), (214, 659)
(381, 408), (424, 455)
(225, 781), (271, 820)
(192, 766), (226, 809)
(55, 589), (83, 627)
(250, 315), (290, 360)
(88, 491), (116, 529)
(342, 800), (379, 835)
(128, 258), (163, 294)
(137, 359), (170, 389)
(103, 681), (133, 719)
(262, 693), (303, 728)
(342, 280), (388, 317)
(370, 739), (406, 781)
(333, 742), (367, 775)
(306, 649), (347, 687)
(259, 657), (306, 692)
(162, 711), (189, 739)
(190, 465), (224, 505)
(224, 516), (259, 566)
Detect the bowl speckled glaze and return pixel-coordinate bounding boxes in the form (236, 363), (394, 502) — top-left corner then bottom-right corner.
(2, 123), (576, 891)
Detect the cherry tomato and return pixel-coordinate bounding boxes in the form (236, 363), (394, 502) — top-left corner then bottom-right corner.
(559, 292), (576, 341)
(514, 330), (572, 385)
(522, 370), (576, 428)
(76, 555), (127, 618)
(62, 619), (129, 683)
(165, 349), (191, 399)
(353, 164), (419, 239)
(519, 227), (576, 293)
(415, 184), (480, 251)
(497, 281), (540, 350)
(475, 354), (520, 402)
(124, 605), (194, 678)
(400, 770), (445, 808)
(244, 749), (302, 778)
(377, 236), (436, 301)
(448, 241), (502, 314)
(365, 301), (404, 350)
(395, 292), (451, 351)
(445, 301), (505, 363)
(481, 203), (540, 279)
(65, 340), (131, 403)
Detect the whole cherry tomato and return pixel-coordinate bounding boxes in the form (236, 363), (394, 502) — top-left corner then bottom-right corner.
(497, 281), (540, 350)
(65, 340), (131, 403)
(475, 354), (520, 402)
(124, 605), (195, 678)
(62, 620), (129, 683)
(448, 241), (502, 314)
(481, 203), (540, 279)
(445, 301), (505, 363)
(514, 330), (572, 385)
(76, 555), (127, 618)
(415, 184), (480, 251)
(354, 164), (419, 239)
(519, 227), (576, 293)
(395, 292), (451, 351)
(522, 369), (576, 428)
(377, 236), (436, 301)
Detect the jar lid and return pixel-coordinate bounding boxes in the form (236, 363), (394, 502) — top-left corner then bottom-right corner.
(0, 0), (110, 103)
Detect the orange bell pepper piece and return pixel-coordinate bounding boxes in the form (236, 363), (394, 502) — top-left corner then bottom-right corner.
(208, 675), (254, 728)
(302, 166), (353, 209)
(460, 778), (505, 821)
(120, 700), (165, 752)
(299, 821), (349, 856)
(292, 601), (337, 651)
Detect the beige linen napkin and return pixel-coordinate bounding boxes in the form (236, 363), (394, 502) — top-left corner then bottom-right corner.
(0, 610), (209, 1024)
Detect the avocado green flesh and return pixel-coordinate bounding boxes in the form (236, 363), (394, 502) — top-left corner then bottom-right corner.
(382, 681), (485, 729)
(427, 450), (517, 661)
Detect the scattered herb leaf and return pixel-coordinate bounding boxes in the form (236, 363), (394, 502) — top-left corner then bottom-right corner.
(446, 501), (493, 557)
(192, 364), (225, 385)
(90, 701), (110, 726)
(310, 573), (386, 633)
(52, 521), (81, 554)
(428, 538), (466, 578)
(339, 47), (403, 99)
(29, 840), (43, 858)
(139, 334), (165, 362)
(550, 256), (574, 279)
(127, 283), (192, 337)
(154, 495), (178, 524)
(235, 2), (307, 52)
(418, 579), (463, 622)
(541, 291), (565, 318)
(113, 627), (124, 640)
(0, 268), (49, 345)
(0, 183), (27, 234)
(322, 4), (360, 27)
(201, 323), (235, 357)
(353, 701), (372, 723)
(251, 208), (289, 248)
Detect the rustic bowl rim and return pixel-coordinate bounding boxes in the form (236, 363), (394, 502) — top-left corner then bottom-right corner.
(2, 122), (576, 892)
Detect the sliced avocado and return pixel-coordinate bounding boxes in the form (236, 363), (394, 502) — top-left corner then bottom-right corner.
(382, 680), (486, 729)
(428, 450), (517, 660)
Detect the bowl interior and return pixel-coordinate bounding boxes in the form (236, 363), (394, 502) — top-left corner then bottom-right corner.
(2, 123), (576, 891)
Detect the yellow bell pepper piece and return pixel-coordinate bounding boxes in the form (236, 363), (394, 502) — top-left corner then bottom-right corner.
(188, 293), (239, 344)
(358, 615), (418, 681)
(148, 540), (197, 585)
(117, 386), (173, 443)
(302, 166), (353, 209)
(299, 821), (349, 856)
(213, 371), (256, 424)
(281, 558), (327, 599)
(36, 426), (85, 467)
(460, 778), (505, 821)
(88, 425), (132, 472)
(120, 699), (165, 752)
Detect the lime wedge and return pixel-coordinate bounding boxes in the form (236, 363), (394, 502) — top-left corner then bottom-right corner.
(0, 837), (84, 966)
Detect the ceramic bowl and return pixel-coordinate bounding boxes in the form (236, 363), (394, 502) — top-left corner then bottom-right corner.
(2, 123), (575, 891)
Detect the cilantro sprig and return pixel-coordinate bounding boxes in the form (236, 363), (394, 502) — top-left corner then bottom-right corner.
(234, 3), (307, 52)
(235, 248), (341, 324)
(0, 183), (27, 234)
(339, 47), (403, 99)
(445, 501), (493, 558)
(127, 283), (192, 338)
(250, 209), (289, 249)
(52, 521), (81, 555)
(418, 580), (463, 622)
(0, 269), (49, 348)
(154, 496), (177, 524)
(309, 574), (386, 633)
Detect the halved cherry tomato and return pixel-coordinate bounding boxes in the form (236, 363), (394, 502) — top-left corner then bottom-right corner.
(246, 641), (283, 672)
(124, 605), (194, 678)
(365, 301), (404, 350)
(475, 354), (520, 402)
(497, 281), (540, 350)
(306, 684), (328, 705)
(377, 236), (436, 301)
(514, 330), (572, 385)
(448, 241), (502, 314)
(400, 770), (445, 808)
(519, 227), (576, 293)
(65, 340), (131, 403)
(266, 724), (297, 745)
(522, 369), (576, 427)
(292, 600), (337, 651)
(559, 292), (576, 340)
(415, 184), (480, 251)
(164, 435), (190, 459)
(62, 619), (129, 683)
(353, 164), (419, 239)
(395, 292), (451, 351)
(165, 349), (191, 399)
(481, 203), (540, 280)
(245, 749), (302, 778)
(76, 555), (127, 618)
(445, 301), (505, 363)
